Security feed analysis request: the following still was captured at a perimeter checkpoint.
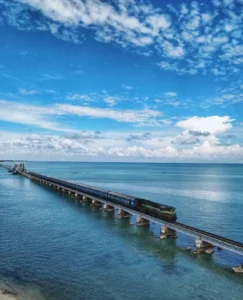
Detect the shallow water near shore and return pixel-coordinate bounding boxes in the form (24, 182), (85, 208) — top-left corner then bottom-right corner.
(1, 162), (243, 300)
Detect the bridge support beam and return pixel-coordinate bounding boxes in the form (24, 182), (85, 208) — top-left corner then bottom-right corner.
(117, 209), (130, 219)
(194, 239), (214, 254)
(104, 204), (114, 211)
(160, 226), (177, 239)
(136, 216), (149, 226)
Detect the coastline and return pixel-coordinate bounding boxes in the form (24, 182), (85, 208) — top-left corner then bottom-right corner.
(0, 289), (17, 300)
(0, 278), (45, 300)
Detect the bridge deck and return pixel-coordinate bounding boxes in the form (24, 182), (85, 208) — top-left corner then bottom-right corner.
(19, 171), (243, 256)
(0, 164), (12, 171)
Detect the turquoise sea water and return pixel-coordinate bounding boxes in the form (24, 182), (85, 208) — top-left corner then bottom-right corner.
(0, 162), (243, 299)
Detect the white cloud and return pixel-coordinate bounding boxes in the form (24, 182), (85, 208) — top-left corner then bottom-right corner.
(186, 15), (201, 31)
(0, 100), (162, 130)
(213, 36), (229, 44)
(57, 104), (161, 123)
(1, 132), (242, 162)
(176, 116), (234, 134)
(163, 41), (185, 58)
(206, 84), (243, 106)
(122, 84), (133, 90)
(201, 13), (213, 24)
(165, 92), (177, 97)
(104, 96), (119, 107)
(146, 14), (171, 35)
(0, 113), (242, 161)
(1, 0), (242, 77)
(67, 93), (93, 102)
(0, 100), (63, 131)
(223, 0), (234, 6)
(19, 88), (39, 95)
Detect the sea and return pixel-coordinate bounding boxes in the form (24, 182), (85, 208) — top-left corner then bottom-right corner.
(0, 162), (243, 300)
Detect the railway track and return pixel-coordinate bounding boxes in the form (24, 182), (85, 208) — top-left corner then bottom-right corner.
(174, 222), (243, 249)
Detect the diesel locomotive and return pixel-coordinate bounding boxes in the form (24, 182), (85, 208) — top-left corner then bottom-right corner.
(28, 172), (177, 221)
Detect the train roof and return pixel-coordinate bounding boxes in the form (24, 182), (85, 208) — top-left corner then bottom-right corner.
(89, 186), (109, 193)
(108, 191), (137, 201)
(76, 183), (91, 188)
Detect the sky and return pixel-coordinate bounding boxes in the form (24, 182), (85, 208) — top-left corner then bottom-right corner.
(0, 0), (242, 162)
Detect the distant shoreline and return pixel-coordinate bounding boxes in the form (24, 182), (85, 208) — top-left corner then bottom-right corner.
(0, 289), (17, 300)
(0, 278), (45, 300)
(1, 160), (243, 165)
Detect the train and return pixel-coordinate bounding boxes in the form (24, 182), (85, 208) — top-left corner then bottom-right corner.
(28, 171), (177, 222)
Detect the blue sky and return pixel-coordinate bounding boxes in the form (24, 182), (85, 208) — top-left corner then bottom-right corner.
(0, 0), (242, 162)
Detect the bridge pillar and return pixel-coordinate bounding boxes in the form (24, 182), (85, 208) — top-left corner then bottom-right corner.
(91, 199), (102, 207)
(194, 239), (214, 254)
(233, 265), (243, 273)
(160, 226), (177, 239)
(74, 193), (82, 200)
(117, 209), (130, 219)
(83, 196), (91, 202)
(136, 216), (149, 226)
(104, 203), (114, 211)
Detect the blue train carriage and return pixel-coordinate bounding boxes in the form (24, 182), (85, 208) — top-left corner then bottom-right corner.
(107, 191), (137, 208)
(75, 183), (91, 195)
(28, 172), (73, 189)
(89, 186), (109, 200)
(136, 199), (177, 221)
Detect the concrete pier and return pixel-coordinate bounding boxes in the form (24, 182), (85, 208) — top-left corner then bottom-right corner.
(136, 216), (149, 226)
(233, 265), (243, 273)
(194, 239), (214, 254)
(91, 199), (102, 207)
(117, 208), (130, 219)
(160, 226), (176, 239)
(104, 203), (114, 211)
(82, 196), (91, 202)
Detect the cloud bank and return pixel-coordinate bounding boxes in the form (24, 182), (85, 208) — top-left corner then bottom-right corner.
(0, 114), (242, 162)
(1, 0), (242, 77)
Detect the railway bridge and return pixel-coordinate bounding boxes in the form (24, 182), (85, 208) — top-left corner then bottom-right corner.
(1, 164), (243, 272)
